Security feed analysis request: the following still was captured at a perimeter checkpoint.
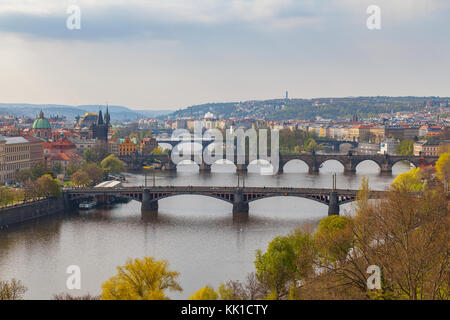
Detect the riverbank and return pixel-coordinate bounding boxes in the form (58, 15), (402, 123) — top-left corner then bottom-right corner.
(0, 198), (64, 229)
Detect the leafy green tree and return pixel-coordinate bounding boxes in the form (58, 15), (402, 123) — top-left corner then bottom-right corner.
(101, 257), (182, 300)
(150, 147), (168, 155)
(254, 230), (315, 300)
(84, 162), (104, 183)
(36, 174), (61, 198)
(189, 286), (218, 300)
(101, 154), (125, 174)
(71, 170), (92, 187)
(66, 160), (83, 177)
(391, 167), (425, 192)
(435, 153), (450, 185)
(83, 143), (109, 164)
(396, 140), (414, 155)
(314, 215), (353, 263)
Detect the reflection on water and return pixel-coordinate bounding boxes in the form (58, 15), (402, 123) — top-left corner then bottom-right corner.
(0, 161), (411, 299)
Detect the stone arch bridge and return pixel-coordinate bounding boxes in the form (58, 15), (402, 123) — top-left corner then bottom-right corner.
(121, 153), (437, 174)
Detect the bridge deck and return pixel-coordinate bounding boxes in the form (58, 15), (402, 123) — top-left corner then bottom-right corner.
(64, 186), (386, 198)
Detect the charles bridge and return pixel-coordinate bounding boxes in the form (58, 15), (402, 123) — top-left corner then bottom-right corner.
(120, 151), (438, 174)
(63, 185), (387, 220)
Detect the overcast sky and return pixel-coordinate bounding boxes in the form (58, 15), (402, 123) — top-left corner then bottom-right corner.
(0, 0), (449, 110)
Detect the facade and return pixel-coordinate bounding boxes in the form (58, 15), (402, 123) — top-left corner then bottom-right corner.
(1, 136), (32, 183)
(118, 137), (138, 156)
(23, 136), (45, 168)
(44, 138), (83, 172)
(379, 138), (399, 155)
(421, 140), (440, 157)
(140, 137), (158, 155)
(68, 137), (97, 155)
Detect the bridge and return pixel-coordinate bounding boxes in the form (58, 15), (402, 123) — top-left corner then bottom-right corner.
(120, 152), (438, 174)
(63, 186), (387, 220)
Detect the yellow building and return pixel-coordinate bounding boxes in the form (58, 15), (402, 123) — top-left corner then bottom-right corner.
(118, 137), (138, 156)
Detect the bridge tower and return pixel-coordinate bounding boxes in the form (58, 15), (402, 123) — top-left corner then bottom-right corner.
(328, 173), (340, 215)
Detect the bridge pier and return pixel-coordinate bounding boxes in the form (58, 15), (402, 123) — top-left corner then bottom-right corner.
(380, 163), (392, 174)
(328, 191), (340, 216)
(233, 189), (249, 222)
(199, 162), (211, 173)
(163, 161), (176, 171)
(141, 189), (158, 212)
(309, 162), (320, 174)
(343, 162), (356, 174)
(236, 164), (248, 173)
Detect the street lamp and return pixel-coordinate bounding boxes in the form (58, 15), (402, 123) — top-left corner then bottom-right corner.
(142, 166), (155, 187)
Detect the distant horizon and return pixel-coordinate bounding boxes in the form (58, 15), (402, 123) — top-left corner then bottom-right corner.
(1, 95), (449, 112)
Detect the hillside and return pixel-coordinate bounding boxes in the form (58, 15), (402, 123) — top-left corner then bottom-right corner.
(166, 97), (449, 120)
(0, 103), (172, 122)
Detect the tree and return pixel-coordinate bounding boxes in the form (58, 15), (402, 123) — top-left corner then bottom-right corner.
(83, 143), (109, 164)
(254, 230), (315, 299)
(391, 167), (425, 192)
(189, 286), (218, 300)
(15, 168), (34, 184)
(101, 257), (182, 300)
(66, 160), (83, 177)
(51, 162), (63, 176)
(435, 152), (450, 185)
(217, 273), (267, 300)
(36, 174), (61, 198)
(52, 293), (99, 300)
(100, 154), (125, 174)
(314, 215), (353, 263)
(396, 140), (414, 155)
(84, 162), (104, 183)
(71, 170), (92, 187)
(150, 147), (168, 155)
(0, 279), (27, 300)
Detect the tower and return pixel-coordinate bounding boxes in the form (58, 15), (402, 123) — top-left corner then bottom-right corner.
(91, 107), (109, 142)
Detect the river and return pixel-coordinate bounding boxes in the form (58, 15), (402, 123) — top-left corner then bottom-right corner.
(0, 161), (410, 299)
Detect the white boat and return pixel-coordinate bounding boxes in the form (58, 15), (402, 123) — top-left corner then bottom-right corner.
(79, 199), (97, 209)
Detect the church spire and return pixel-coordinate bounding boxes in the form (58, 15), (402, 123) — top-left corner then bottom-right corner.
(98, 108), (104, 125)
(105, 105), (110, 125)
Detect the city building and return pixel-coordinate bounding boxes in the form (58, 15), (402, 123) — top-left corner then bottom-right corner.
(379, 138), (399, 155)
(44, 138), (83, 172)
(91, 108), (110, 142)
(140, 137), (158, 155)
(118, 137), (138, 156)
(32, 110), (52, 140)
(0, 136), (32, 183)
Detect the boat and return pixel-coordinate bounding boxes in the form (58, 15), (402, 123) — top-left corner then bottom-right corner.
(79, 199), (97, 210)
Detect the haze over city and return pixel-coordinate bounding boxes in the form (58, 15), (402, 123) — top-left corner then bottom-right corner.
(0, 0), (449, 109)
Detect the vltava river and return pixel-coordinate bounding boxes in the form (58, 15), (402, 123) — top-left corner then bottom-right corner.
(0, 161), (410, 299)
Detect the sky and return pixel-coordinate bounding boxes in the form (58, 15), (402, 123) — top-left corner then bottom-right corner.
(0, 0), (449, 110)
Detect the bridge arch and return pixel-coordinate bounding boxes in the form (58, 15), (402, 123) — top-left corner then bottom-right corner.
(247, 159), (275, 175)
(282, 159), (310, 173)
(318, 159), (345, 172)
(176, 160), (200, 172)
(211, 159), (236, 173)
(355, 159), (382, 173)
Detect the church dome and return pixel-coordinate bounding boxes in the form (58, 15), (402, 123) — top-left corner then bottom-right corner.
(32, 110), (51, 130)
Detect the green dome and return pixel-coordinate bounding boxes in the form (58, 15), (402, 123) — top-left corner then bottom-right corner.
(32, 110), (51, 129)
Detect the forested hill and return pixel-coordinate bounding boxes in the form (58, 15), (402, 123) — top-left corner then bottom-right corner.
(166, 97), (449, 120)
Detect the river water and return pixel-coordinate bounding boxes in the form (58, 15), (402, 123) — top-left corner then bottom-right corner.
(0, 161), (410, 299)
